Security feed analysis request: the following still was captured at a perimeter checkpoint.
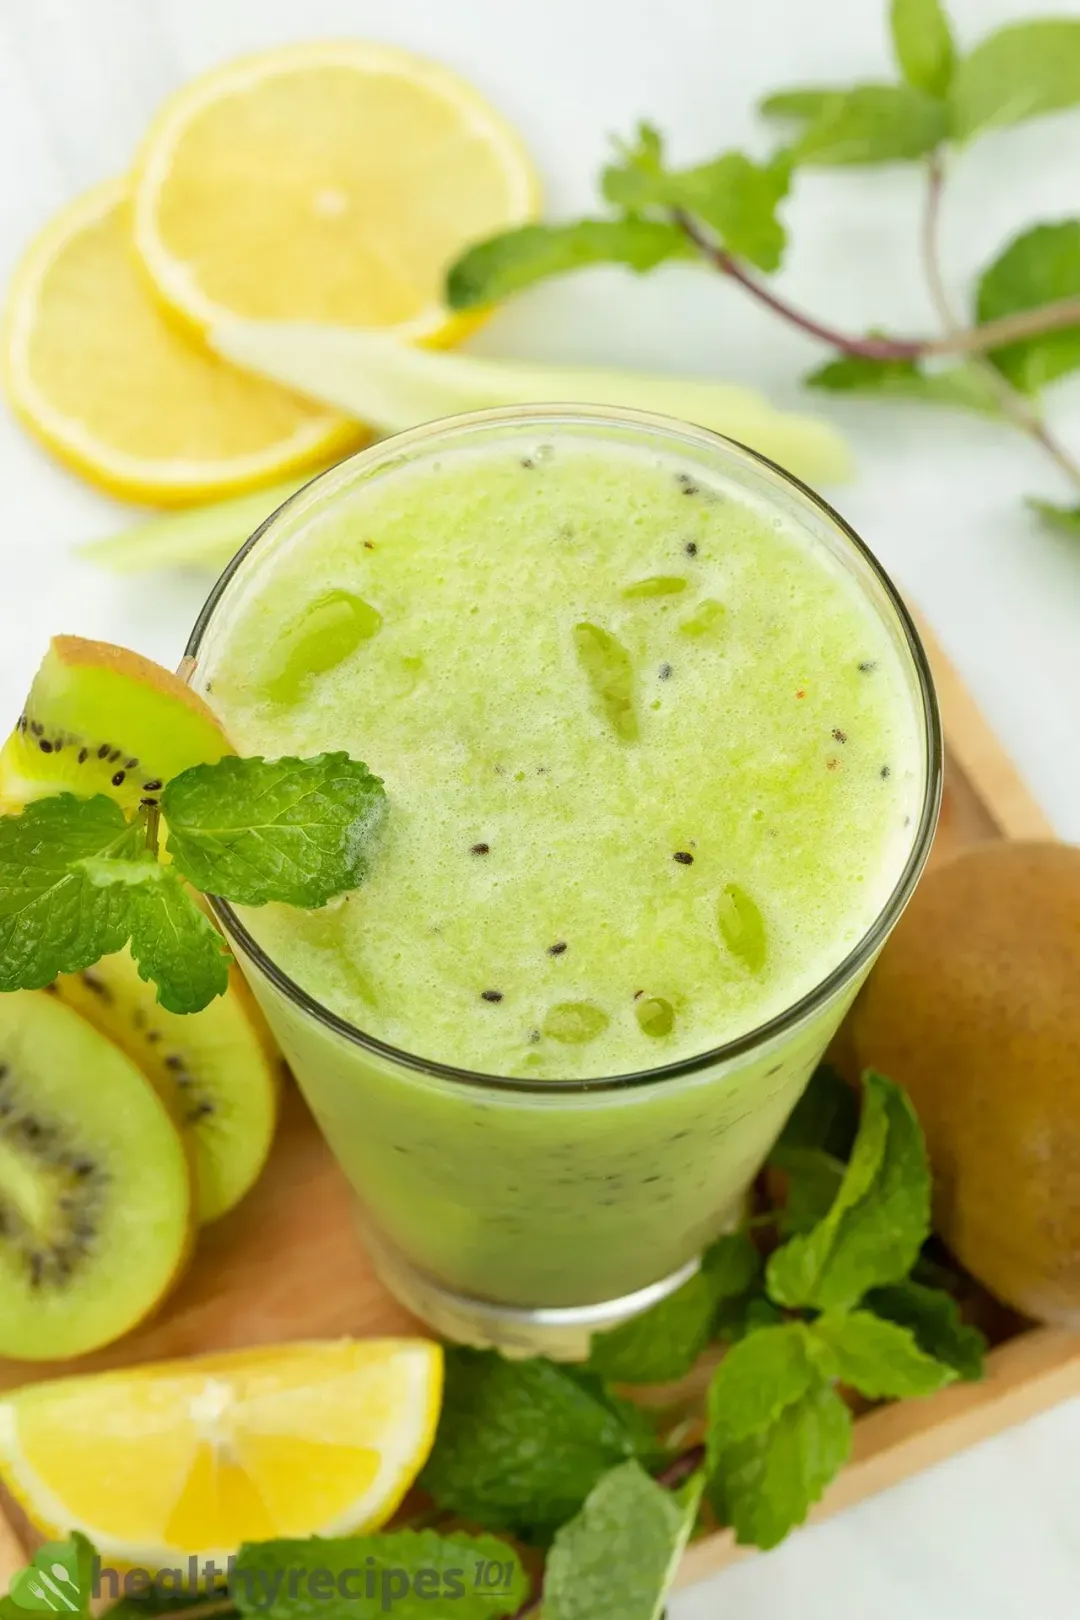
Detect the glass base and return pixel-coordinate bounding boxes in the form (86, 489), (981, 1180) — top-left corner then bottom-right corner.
(364, 1227), (700, 1360)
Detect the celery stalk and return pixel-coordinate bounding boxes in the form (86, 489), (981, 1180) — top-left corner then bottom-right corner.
(82, 474), (316, 572)
(213, 321), (852, 487)
(84, 325), (852, 574)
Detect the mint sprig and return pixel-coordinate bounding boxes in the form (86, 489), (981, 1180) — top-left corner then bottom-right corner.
(446, 0), (1080, 528)
(0, 753), (386, 1014)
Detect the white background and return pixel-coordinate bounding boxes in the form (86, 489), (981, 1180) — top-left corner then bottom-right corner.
(0, 0), (1078, 1614)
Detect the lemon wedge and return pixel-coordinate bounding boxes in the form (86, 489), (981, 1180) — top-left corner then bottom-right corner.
(1, 180), (360, 504)
(0, 1339), (443, 1566)
(131, 40), (540, 344)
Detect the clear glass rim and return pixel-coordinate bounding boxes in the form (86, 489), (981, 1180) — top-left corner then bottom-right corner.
(185, 403), (943, 1097)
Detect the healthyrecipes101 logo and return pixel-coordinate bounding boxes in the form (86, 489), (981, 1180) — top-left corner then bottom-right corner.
(8, 1546), (524, 1616)
(7, 1544), (84, 1613)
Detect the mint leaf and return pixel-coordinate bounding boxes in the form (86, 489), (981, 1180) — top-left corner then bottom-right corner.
(706, 1322), (818, 1459)
(807, 352), (1002, 413)
(890, 0), (956, 99)
(603, 132), (789, 271)
(714, 1292), (784, 1343)
(810, 1310), (957, 1399)
(708, 1379), (852, 1550)
(772, 1063), (859, 1162)
(446, 217), (688, 310)
(766, 1071), (931, 1312)
(770, 1064), (857, 1232)
(865, 1281), (987, 1381)
(127, 868), (231, 1014)
(950, 20), (1080, 141)
(774, 1147), (848, 1236)
(163, 753), (386, 908)
(231, 1530), (527, 1619)
(0, 795), (139, 991)
(792, 84), (948, 166)
(760, 88), (845, 126)
(587, 1232), (759, 1383)
(670, 153), (790, 272)
(420, 1349), (658, 1540)
(976, 222), (1080, 392)
(1028, 496), (1080, 537)
(543, 1461), (702, 1620)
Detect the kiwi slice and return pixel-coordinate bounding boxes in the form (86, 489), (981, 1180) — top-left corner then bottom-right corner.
(0, 990), (194, 1360)
(0, 636), (231, 815)
(54, 952), (281, 1225)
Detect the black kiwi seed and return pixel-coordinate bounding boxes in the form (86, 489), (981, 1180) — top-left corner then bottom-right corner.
(81, 971), (111, 1000)
(78, 748), (88, 764)
(126, 758), (139, 770)
(30, 722), (43, 737)
(39, 739), (53, 753)
(97, 743), (111, 759)
(143, 779), (163, 793)
(112, 771), (126, 787)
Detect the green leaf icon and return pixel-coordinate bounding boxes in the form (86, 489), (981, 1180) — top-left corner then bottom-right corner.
(9, 1542), (84, 1613)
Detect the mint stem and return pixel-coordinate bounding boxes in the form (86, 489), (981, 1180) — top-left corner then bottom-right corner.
(673, 207), (1080, 371)
(673, 209), (923, 361)
(919, 152), (1080, 496)
(144, 801), (161, 859)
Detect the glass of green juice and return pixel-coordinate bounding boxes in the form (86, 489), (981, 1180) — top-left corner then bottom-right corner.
(185, 406), (940, 1358)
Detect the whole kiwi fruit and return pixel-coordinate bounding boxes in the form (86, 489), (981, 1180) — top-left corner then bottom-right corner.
(851, 841), (1080, 1325)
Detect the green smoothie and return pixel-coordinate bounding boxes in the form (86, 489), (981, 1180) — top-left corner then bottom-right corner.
(190, 409), (934, 1340)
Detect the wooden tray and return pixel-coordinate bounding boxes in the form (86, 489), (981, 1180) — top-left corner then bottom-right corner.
(1, 620), (1078, 1596)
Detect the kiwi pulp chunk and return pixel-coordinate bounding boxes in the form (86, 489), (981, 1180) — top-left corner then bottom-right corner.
(0, 991), (193, 1360)
(0, 635), (231, 815)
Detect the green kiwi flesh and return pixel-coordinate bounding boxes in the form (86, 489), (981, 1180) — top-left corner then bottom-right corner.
(0, 635), (231, 815)
(0, 991), (193, 1360)
(55, 953), (280, 1224)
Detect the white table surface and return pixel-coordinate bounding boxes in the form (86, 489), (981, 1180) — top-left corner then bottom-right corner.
(1, 0), (1078, 1612)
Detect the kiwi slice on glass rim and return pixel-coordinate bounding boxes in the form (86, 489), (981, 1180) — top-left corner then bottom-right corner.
(0, 990), (194, 1360)
(0, 635), (231, 815)
(55, 952), (281, 1224)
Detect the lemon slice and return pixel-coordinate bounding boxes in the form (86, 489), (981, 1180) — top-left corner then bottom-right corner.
(1, 180), (360, 505)
(0, 1339), (443, 1565)
(131, 41), (540, 344)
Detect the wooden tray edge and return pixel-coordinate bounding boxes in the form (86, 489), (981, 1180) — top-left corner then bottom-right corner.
(914, 614), (1055, 841)
(675, 1325), (1080, 1588)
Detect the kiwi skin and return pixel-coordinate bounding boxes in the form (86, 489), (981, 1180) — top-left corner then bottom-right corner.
(54, 954), (281, 1225)
(851, 841), (1080, 1326)
(0, 990), (195, 1360)
(0, 635), (231, 815)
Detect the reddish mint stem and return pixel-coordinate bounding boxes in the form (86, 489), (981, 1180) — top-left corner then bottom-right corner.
(673, 208), (1080, 366)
